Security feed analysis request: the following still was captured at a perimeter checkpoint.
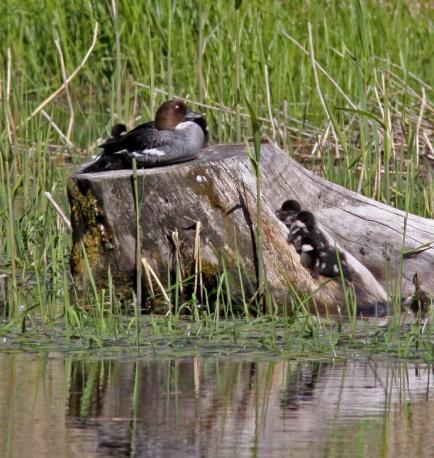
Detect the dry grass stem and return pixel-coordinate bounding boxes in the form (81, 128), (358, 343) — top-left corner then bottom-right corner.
(54, 39), (75, 144)
(24, 22), (99, 125)
(44, 192), (72, 231)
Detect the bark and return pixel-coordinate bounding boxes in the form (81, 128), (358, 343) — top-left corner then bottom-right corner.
(68, 140), (434, 315)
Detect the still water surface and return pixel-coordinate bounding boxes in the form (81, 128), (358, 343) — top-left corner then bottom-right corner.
(0, 354), (433, 457)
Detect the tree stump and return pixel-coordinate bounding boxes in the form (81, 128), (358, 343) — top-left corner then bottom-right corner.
(68, 140), (434, 315)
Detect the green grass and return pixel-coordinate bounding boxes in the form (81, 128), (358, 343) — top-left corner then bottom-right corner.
(0, 0), (433, 359)
(1, 313), (433, 362)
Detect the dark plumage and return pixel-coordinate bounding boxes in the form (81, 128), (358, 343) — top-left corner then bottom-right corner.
(275, 199), (301, 226)
(190, 116), (209, 146)
(110, 123), (127, 138)
(299, 235), (352, 281)
(288, 210), (328, 251)
(99, 99), (207, 156)
(287, 211), (313, 246)
(299, 236), (319, 273)
(315, 247), (352, 281)
(80, 99), (207, 173)
(402, 273), (430, 316)
(296, 210), (316, 228)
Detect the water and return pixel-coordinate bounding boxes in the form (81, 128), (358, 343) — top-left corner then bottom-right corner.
(0, 353), (433, 457)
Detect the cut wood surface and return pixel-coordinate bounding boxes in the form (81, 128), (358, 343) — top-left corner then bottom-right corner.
(68, 140), (434, 314)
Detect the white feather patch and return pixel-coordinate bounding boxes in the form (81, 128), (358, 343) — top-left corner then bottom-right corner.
(301, 244), (314, 252)
(175, 121), (196, 131)
(134, 148), (165, 157)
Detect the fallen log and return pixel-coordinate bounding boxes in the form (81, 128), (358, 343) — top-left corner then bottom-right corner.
(68, 140), (434, 315)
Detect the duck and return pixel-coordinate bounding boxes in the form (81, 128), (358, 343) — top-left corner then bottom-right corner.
(80, 99), (207, 173)
(275, 199), (301, 227)
(299, 235), (352, 281)
(299, 235), (319, 272)
(287, 211), (328, 251)
(110, 123), (127, 138)
(100, 99), (207, 164)
(316, 247), (352, 280)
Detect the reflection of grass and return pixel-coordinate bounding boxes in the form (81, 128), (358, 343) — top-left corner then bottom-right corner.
(0, 1), (433, 356)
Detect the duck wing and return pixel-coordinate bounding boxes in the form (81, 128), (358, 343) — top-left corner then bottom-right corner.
(99, 115), (208, 155)
(99, 121), (160, 155)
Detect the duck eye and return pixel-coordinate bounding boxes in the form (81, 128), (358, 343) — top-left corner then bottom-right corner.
(175, 104), (180, 110)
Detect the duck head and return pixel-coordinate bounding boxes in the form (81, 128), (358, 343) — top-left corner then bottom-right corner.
(276, 199), (301, 221)
(296, 211), (316, 229)
(154, 99), (204, 130)
(111, 123), (127, 137)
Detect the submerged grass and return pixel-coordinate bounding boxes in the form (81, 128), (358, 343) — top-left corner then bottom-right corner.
(1, 313), (433, 362)
(0, 0), (433, 359)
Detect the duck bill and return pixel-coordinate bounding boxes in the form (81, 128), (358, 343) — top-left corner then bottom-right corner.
(185, 109), (204, 120)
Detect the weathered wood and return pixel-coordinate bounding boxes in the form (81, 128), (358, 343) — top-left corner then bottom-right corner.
(68, 140), (434, 314)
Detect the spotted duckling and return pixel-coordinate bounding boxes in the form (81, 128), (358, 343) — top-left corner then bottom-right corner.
(299, 236), (319, 273)
(316, 246), (352, 281)
(300, 235), (352, 281)
(288, 211), (328, 252)
(275, 200), (301, 227)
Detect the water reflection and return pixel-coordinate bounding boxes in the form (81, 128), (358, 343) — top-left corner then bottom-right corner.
(0, 354), (433, 457)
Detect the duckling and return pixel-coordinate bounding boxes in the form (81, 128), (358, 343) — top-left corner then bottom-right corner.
(287, 211), (328, 252)
(110, 123), (127, 138)
(288, 211), (313, 245)
(402, 273), (430, 317)
(275, 199), (301, 227)
(299, 236), (319, 275)
(299, 235), (352, 281)
(315, 247), (353, 281)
